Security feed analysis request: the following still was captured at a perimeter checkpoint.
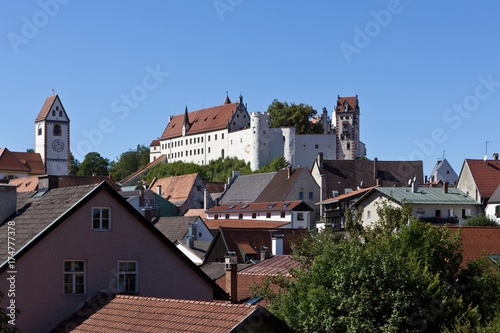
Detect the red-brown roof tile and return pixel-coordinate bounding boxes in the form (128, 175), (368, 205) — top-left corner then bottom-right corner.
(9, 176), (39, 192)
(11, 151), (45, 175)
(149, 173), (199, 206)
(150, 139), (160, 146)
(160, 103), (240, 140)
(35, 94), (58, 122)
(336, 96), (358, 112)
(449, 226), (500, 266)
(209, 201), (310, 213)
(0, 148), (31, 173)
(464, 159), (500, 198)
(53, 294), (293, 332)
(205, 219), (290, 230)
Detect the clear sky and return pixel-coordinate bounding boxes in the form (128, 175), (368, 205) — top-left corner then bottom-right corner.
(1, 1), (500, 177)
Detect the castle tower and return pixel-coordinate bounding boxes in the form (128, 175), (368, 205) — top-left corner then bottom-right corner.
(335, 95), (362, 160)
(34, 94), (70, 175)
(250, 112), (271, 171)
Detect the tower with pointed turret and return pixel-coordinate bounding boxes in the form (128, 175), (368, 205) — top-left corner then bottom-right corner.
(34, 94), (70, 175)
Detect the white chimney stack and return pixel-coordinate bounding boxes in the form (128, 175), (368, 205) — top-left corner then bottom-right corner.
(272, 234), (284, 256)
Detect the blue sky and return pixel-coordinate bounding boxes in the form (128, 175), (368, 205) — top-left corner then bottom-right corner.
(1, 1), (500, 177)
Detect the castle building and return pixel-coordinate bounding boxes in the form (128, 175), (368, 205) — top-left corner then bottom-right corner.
(151, 94), (364, 171)
(35, 94), (70, 175)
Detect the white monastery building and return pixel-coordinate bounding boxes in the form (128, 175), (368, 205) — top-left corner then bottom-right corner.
(150, 94), (366, 171)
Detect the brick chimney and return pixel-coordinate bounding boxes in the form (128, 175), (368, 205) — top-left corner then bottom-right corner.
(0, 184), (16, 224)
(443, 181), (449, 193)
(156, 185), (162, 196)
(317, 152), (324, 168)
(373, 157), (378, 180)
(260, 245), (268, 261)
(494, 153), (499, 161)
(224, 252), (238, 303)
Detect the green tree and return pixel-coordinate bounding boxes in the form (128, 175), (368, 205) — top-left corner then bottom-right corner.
(253, 203), (500, 332)
(463, 214), (498, 226)
(69, 151), (80, 175)
(109, 144), (150, 181)
(259, 156), (289, 173)
(267, 99), (324, 134)
(77, 152), (110, 176)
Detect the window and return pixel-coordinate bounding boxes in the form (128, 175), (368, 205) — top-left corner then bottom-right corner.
(190, 138), (192, 144)
(367, 210), (371, 220)
(92, 207), (111, 230)
(435, 210), (441, 218)
(38, 125), (42, 136)
(64, 260), (85, 295)
(214, 214), (219, 220)
(208, 135), (211, 142)
(496, 205), (500, 218)
(239, 213), (243, 219)
(222, 133), (224, 139)
(315, 144), (319, 149)
(297, 213), (304, 221)
(185, 139), (188, 145)
(118, 261), (138, 293)
(280, 211), (285, 218)
(59, 110), (62, 117)
(215, 134), (217, 140)
(53, 124), (61, 136)
(266, 212), (271, 218)
(252, 213), (257, 219)
(299, 192), (304, 200)
(308, 192), (313, 199)
(208, 147), (211, 153)
(225, 213), (230, 219)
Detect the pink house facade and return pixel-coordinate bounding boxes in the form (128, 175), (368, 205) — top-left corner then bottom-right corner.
(0, 182), (226, 333)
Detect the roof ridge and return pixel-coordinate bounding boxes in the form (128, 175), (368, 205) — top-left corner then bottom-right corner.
(114, 294), (254, 307)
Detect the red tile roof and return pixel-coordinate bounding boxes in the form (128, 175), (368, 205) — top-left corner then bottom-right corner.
(464, 159), (500, 198)
(0, 148), (45, 175)
(9, 176), (39, 192)
(119, 154), (167, 184)
(449, 226), (500, 266)
(149, 173), (199, 206)
(205, 219), (290, 230)
(160, 103), (240, 140)
(150, 139), (160, 146)
(54, 294), (288, 333)
(35, 94), (58, 122)
(209, 200), (310, 213)
(336, 95), (358, 112)
(317, 186), (376, 204)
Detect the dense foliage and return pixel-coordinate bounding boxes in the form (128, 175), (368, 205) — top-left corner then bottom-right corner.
(77, 152), (110, 176)
(463, 214), (498, 226)
(252, 201), (500, 332)
(109, 144), (150, 181)
(267, 99), (324, 134)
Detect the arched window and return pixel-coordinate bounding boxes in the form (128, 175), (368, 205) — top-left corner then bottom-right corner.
(53, 124), (61, 136)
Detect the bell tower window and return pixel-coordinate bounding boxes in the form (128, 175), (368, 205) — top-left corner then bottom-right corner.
(53, 124), (62, 136)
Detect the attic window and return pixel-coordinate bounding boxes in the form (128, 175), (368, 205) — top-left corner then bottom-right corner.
(241, 204), (249, 209)
(268, 203), (276, 208)
(228, 205), (236, 210)
(213, 115), (217, 119)
(282, 202), (290, 208)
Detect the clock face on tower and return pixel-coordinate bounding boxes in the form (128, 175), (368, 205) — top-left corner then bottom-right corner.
(52, 139), (64, 152)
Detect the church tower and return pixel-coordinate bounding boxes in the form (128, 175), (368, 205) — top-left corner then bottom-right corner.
(335, 95), (364, 160)
(34, 94), (70, 175)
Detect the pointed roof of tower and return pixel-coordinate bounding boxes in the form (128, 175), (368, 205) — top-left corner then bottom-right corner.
(35, 94), (58, 122)
(183, 105), (190, 127)
(336, 95), (359, 112)
(224, 94), (231, 105)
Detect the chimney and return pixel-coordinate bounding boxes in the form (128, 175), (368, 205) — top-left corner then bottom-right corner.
(156, 185), (162, 196)
(373, 157), (378, 180)
(425, 175), (428, 184)
(375, 178), (381, 186)
(272, 234), (284, 255)
(443, 181), (449, 193)
(494, 153), (499, 161)
(204, 188), (208, 212)
(287, 166), (292, 179)
(260, 245), (268, 261)
(411, 181), (417, 193)
(317, 152), (324, 168)
(189, 222), (198, 241)
(185, 235), (194, 249)
(0, 185), (17, 224)
(224, 252), (238, 303)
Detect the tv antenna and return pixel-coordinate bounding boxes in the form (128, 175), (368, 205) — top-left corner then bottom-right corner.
(486, 141), (496, 160)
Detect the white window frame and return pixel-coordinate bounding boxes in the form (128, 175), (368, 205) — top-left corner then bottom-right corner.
(63, 260), (86, 295)
(118, 260), (138, 294)
(92, 207), (111, 231)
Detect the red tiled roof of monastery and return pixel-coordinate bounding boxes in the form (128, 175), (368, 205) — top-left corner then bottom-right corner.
(11, 151), (45, 174)
(160, 102), (239, 139)
(0, 148), (45, 175)
(150, 139), (160, 146)
(9, 176), (39, 192)
(0, 148), (30, 172)
(209, 200), (310, 213)
(35, 94), (58, 122)
(464, 159), (500, 198)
